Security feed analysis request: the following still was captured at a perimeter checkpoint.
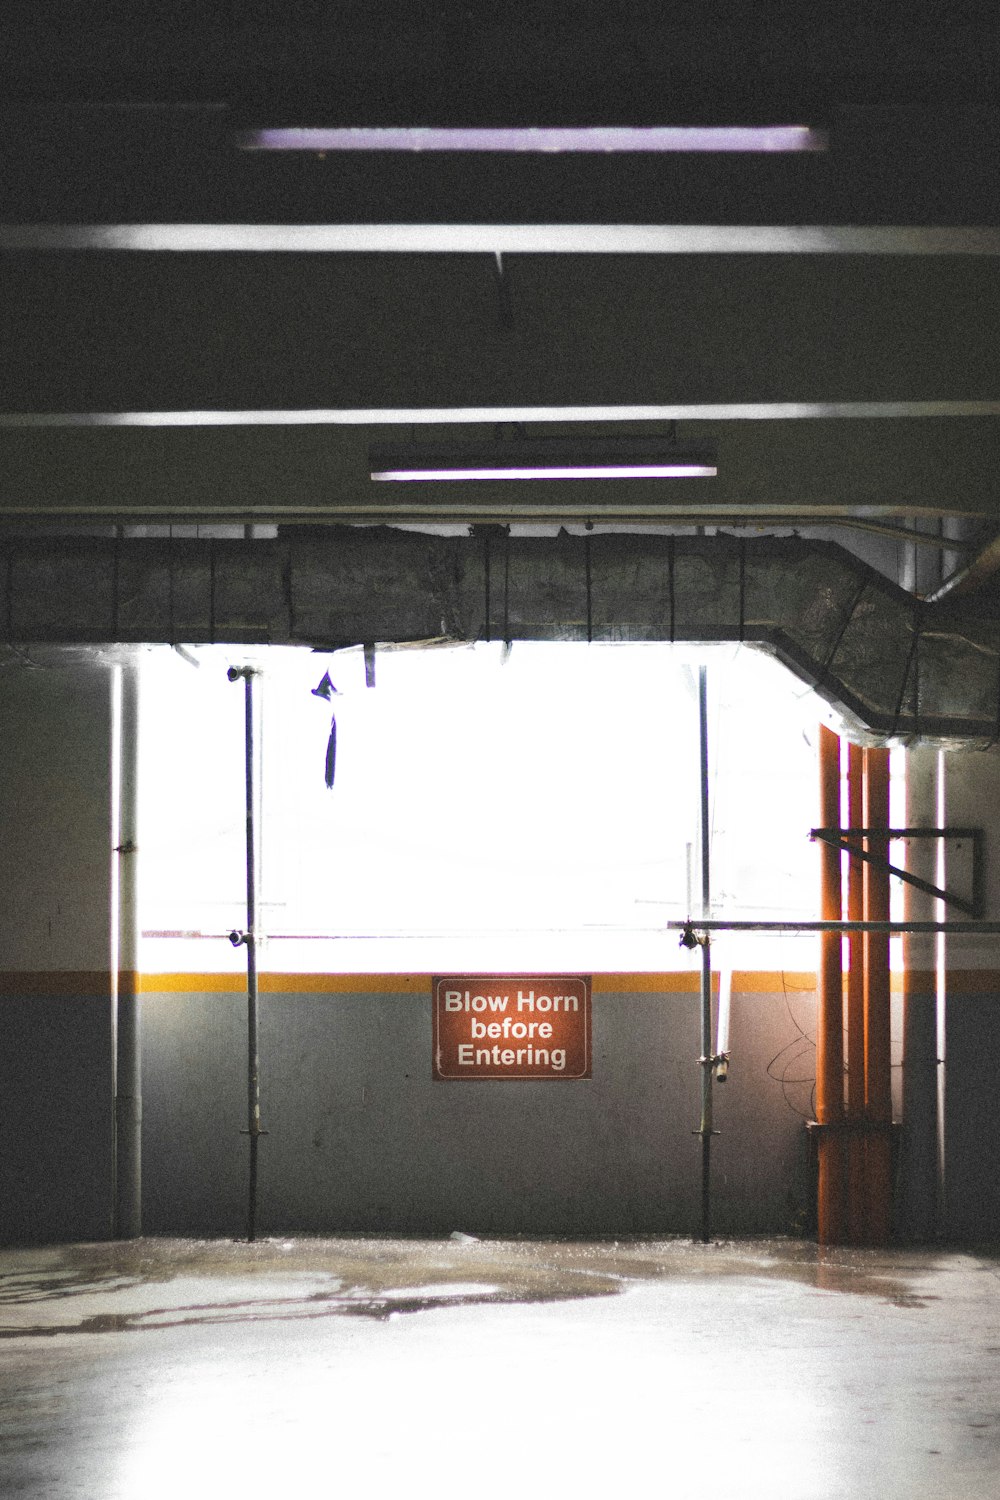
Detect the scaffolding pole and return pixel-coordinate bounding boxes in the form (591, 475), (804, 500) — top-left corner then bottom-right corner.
(228, 665), (263, 1243)
(696, 666), (715, 1244)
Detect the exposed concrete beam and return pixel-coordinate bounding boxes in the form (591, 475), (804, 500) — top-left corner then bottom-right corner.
(1, 419), (995, 528)
(4, 403), (1000, 428)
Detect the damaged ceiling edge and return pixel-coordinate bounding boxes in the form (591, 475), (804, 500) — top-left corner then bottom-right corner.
(1, 527), (997, 748)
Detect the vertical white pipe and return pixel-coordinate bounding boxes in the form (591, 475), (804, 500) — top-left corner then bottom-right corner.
(900, 745), (939, 1240)
(245, 668), (261, 1244)
(109, 664), (121, 1230)
(936, 751), (948, 1215)
(114, 655), (142, 1238)
(698, 665), (714, 1241)
(716, 961), (732, 1058)
(228, 665), (263, 1243)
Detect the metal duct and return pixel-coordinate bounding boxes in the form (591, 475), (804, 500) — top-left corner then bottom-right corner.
(1, 528), (998, 747)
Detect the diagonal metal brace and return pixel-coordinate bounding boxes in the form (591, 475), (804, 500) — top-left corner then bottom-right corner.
(809, 826), (984, 919)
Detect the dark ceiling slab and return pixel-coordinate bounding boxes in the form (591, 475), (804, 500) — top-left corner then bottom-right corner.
(0, 419), (996, 526)
(0, 106), (998, 225)
(4, 9), (998, 121)
(0, 252), (996, 412)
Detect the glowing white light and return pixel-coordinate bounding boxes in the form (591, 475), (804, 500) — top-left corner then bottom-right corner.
(236, 125), (827, 154)
(138, 642), (824, 974)
(370, 464), (718, 482)
(4, 224), (997, 254)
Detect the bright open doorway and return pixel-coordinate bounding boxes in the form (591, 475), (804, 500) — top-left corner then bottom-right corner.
(138, 641), (838, 975)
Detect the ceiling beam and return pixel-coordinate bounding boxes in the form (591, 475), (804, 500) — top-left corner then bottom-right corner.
(5, 225), (1000, 255)
(1, 254), (996, 411)
(0, 420), (996, 526)
(3, 403), (999, 428)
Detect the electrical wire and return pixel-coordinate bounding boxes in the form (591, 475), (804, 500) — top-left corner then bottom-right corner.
(762, 944), (817, 1119)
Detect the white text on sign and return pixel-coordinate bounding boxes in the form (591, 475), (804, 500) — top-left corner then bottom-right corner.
(432, 977), (592, 1080)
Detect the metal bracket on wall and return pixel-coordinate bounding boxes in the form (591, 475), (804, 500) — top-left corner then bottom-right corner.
(809, 826), (984, 919)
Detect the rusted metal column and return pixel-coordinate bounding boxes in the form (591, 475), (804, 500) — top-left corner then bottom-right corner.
(845, 741), (865, 1242)
(900, 747), (940, 1240)
(816, 725), (845, 1243)
(863, 746), (893, 1243)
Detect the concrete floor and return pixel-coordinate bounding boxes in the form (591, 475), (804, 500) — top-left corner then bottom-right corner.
(0, 1237), (998, 1499)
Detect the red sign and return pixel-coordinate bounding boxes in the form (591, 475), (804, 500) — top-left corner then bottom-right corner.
(433, 975), (592, 1080)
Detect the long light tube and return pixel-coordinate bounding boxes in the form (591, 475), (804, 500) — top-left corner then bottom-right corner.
(236, 126), (826, 154)
(372, 463), (717, 482)
(370, 442), (717, 483)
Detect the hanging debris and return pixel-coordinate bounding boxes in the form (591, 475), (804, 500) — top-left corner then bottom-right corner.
(311, 670), (339, 789)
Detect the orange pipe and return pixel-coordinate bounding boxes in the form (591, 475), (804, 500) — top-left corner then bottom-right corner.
(816, 725), (845, 1242)
(845, 742), (866, 1242)
(846, 745), (865, 1115)
(863, 746), (893, 1243)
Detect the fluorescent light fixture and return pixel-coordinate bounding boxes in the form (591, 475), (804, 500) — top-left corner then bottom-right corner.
(374, 465), (716, 481)
(237, 125), (826, 154)
(370, 440), (717, 482)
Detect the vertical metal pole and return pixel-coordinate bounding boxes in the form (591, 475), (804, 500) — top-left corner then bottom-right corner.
(244, 670), (261, 1243)
(846, 745), (865, 1117)
(816, 725), (845, 1243)
(114, 658), (142, 1238)
(229, 665), (262, 1243)
(845, 741), (865, 1242)
(697, 666), (714, 1243)
(935, 751), (948, 1225)
(900, 746), (940, 1240)
(863, 746), (892, 1244)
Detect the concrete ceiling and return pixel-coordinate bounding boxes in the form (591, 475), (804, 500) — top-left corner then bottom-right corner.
(0, 9), (998, 598)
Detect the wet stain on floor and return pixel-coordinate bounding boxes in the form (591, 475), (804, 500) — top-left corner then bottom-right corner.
(1, 1238), (999, 1500)
(0, 1235), (992, 1340)
(0, 1280), (621, 1338)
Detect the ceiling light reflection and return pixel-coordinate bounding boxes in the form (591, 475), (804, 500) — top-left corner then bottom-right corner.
(113, 1284), (833, 1500)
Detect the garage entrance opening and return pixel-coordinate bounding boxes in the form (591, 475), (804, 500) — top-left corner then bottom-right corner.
(138, 641), (828, 976)
(131, 640), (912, 1237)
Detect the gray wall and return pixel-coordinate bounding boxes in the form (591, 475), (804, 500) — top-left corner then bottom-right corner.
(141, 982), (817, 1237)
(944, 989), (1000, 1241)
(0, 663), (115, 1243)
(941, 747), (1000, 1241)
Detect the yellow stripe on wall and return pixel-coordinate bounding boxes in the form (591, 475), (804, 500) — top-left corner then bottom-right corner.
(133, 970), (1000, 996)
(134, 970), (820, 995)
(2, 969), (997, 997)
(137, 972), (248, 994)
